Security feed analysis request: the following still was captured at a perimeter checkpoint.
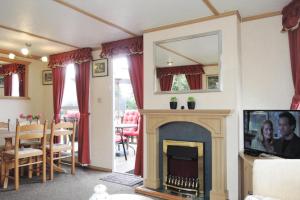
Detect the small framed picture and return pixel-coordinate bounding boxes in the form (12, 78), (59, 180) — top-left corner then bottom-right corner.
(206, 75), (219, 89)
(0, 76), (4, 88)
(42, 70), (53, 85)
(92, 59), (108, 77)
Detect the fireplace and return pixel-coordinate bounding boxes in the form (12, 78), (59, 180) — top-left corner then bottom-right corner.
(136, 109), (231, 200)
(163, 140), (204, 198)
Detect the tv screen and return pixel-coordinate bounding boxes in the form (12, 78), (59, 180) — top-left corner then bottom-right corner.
(244, 110), (300, 158)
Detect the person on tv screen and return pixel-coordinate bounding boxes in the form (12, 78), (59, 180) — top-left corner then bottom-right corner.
(251, 120), (274, 153)
(274, 112), (300, 158)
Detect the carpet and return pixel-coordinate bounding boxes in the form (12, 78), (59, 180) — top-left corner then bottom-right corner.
(100, 172), (143, 187)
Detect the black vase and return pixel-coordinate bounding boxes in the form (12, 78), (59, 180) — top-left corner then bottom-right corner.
(170, 102), (177, 109)
(187, 102), (195, 110)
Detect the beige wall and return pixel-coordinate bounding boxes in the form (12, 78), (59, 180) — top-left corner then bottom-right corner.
(241, 15), (292, 110)
(144, 15), (241, 200)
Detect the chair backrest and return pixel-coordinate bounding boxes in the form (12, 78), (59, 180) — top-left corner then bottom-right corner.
(0, 119), (10, 131)
(50, 120), (76, 145)
(15, 120), (47, 158)
(122, 110), (140, 133)
(123, 110), (140, 125)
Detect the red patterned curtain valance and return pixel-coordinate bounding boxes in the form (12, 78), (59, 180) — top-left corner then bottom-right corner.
(282, 0), (300, 31)
(0, 63), (25, 76)
(48, 48), (92, 68)
(156, 65), (204, 78)
(100, 36), (143, 58)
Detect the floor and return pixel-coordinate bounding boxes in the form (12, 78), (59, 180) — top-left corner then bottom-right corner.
(114, 143), (136, 173)
(0, 167), (156, 200)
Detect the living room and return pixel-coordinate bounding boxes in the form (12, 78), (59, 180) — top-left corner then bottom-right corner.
(0, 0), (299, 200)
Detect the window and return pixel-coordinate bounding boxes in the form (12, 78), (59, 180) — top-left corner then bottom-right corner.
(11, 73), (19, 97)
(61, 64), (78, 109)
(171, 74), (189, 92)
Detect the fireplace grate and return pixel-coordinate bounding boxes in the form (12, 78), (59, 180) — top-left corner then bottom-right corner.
(164, 175), (203, 198)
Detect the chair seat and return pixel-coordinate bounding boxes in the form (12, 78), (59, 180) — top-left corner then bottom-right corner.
(123, 132), (139, 137)
(4, 148), (43, 159)
(115, 135), (128, 143)
(46, 144), (71, 152)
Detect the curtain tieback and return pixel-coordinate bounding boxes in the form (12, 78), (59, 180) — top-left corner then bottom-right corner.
(293, 94), (300, 101)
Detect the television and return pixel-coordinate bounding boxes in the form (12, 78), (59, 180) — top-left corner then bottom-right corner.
(244, 110), (300, 158)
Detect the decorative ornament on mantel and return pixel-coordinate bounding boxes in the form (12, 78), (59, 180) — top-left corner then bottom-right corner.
(169, 96), (177, 109)
(187, 96), (196, 110)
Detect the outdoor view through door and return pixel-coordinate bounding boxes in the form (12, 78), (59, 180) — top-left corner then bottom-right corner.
(113, 57), (138, 174)
(61, 64), (79, 155)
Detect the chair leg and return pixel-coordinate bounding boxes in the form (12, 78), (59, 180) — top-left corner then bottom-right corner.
(3, 163), (9, 189)
(28, 157), (33, 179)
(50, 152), (54, 180)
(121, 141), (127, 161)
(71, 150), (75, 175)
(36, 156), (41, 177)
(57, 152), (61, 168)
(42, 154), (46, 183)
(15, 159), (19, 190)
(0, 157), (4, 184)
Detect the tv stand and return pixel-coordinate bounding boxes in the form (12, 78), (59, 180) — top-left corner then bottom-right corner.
(239, 151), (283, 199)
(243, 149), (260, 157)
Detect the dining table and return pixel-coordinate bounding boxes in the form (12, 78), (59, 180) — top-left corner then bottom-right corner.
(115, 123), (137, 160)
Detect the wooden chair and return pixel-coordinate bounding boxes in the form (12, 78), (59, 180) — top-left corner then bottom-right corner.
(47, 120), (76, 180)
(0, 119), (10, 184)
(1, 121), (47, 190)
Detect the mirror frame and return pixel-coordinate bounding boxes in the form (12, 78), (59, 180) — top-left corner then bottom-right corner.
(153, 30), (222, 94)
(0, 57), (30, 100)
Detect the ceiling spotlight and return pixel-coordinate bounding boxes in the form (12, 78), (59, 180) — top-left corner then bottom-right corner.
(8, 53), (15, 59)
(167, 61), (173, 66)
(21, 43), (31, 56)
(21, 47), (29, 56)
(41, 56), (48, 62)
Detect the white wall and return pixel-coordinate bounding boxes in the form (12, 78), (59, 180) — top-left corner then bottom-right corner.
(0, 56), (48, 144)
(144, 15), (241, 200)
(241, 15), (293, 110)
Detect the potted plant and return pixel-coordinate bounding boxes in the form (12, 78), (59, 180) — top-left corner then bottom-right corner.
(187, 96), (196, 110)
(169, 97), (178, 109)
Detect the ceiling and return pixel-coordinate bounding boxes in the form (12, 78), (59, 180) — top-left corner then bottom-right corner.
(0, 0), (290, 58)
(155, 33), (219, 67)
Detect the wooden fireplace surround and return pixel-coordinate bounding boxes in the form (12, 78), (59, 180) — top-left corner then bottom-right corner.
(138, 109), (231, 200)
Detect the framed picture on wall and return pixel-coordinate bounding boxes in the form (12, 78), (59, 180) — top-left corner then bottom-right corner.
(92, 59), (108, 77)
(206, 75), (219, 89)
(42, 70), (53, 85)
(0, 76), (4, 88)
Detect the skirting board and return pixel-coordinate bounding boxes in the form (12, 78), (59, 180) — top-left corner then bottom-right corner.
(88, 165), (112, 172)
(135, 185), (186, 200)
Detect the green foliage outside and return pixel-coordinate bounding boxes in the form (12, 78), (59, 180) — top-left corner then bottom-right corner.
(126, 96), (137, 109)
(171, 74), (189, 92)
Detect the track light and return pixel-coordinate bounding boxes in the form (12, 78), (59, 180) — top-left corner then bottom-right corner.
(41, 56), (48, 62)
(8, 53), (15, 59)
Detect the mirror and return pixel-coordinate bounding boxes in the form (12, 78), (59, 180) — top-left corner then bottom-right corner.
(154, 31), (222, 93)
(0, 59), (28, 98)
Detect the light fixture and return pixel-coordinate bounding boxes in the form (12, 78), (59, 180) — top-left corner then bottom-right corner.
(21, 43), (31, 56)
(8, 53), (15, 59)
(41, 56), (48, 62)
(167, 61), (173, 66)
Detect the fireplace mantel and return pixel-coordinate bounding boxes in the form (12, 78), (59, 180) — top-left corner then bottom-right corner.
(140, 109), (232, 200)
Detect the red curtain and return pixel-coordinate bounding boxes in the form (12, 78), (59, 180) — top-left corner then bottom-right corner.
(18, 72), (25, 97)
(282, 0), (300, 109)
(101, 36), (143, 58)
(156, 65), (204, 91)
(4, 75), (12, 96)
(128, 54), (144, 176)
(186, 74), (202, 90)
(52, 67), (66, 122)
(159, 75), (173, 91)
(74, 61), (91, 165)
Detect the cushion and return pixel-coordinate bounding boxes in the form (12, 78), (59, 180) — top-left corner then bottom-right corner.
(46, 144), (71, 152)
(245, 195), (280, 200)
(4, 148), (43, 158)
